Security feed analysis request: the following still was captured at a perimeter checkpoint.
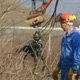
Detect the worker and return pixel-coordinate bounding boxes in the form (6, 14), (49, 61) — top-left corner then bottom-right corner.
(52, 13), (80, 80)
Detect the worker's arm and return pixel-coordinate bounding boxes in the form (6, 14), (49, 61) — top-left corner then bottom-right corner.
(72, 42), (80, 73)
(68, 68), (79, 80)
(71, 34), (80, 79)
(57, 57), (62, 69)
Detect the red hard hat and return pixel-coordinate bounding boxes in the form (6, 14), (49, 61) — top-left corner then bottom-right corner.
(56, 13), (76, 23)
(60, 13), (72, 23)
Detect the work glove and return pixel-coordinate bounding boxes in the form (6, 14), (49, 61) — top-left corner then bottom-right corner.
(72, 73), (78, 80)
(52, 66), (61, 80)
(68, 68), (78, 80)
(68, 68), (73, 80)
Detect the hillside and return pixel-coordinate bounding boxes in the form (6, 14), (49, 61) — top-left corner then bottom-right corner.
(0, 0), (50, 27)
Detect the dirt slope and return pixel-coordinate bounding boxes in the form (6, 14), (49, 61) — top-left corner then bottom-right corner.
(0, 0), (50, 27)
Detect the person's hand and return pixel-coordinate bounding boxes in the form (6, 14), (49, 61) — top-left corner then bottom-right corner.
(68, 68), (73, 80)
(52, 66), (60, 80)
(72, 73), (77, 80)
(53, 70), (58, 80)
(68, 68), (78, 80)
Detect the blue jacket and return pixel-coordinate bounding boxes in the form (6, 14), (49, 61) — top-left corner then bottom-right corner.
(58, 29), (80, 73)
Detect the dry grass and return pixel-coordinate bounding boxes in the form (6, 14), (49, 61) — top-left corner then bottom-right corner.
(0, 28), (65, 80)
(0, 0), (65, 80)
